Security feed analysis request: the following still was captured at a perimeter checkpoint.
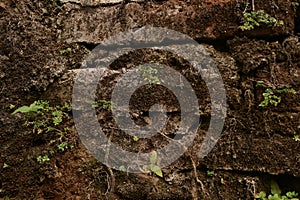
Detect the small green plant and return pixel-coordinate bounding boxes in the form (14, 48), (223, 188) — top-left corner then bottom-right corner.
(277, 88), (297, 94)
(256, 82), (296, 107)
(143, 151), (163, 177)
(138, 65), (161, 84)
(286, 192), (300, 199)
(256, 191), (267, 200)
(13, 100), (71, 135)
(13, 100), (74, 159)
(255, 180), (299, 200)
(52, 110), (64, 126)
(259, 88), (282, 107)
(207, 170), (214, 177)
(240, 10), (284, 31)
(220, 178), (226, 185)
(119, 165), (126, 172)
(59, 47), (72, 55)
(3, 163), (9, 169)
(57, 142), (74, 152)
(92, 100), (115, 110)
(256, 81), (265, 87)
(149, 151), (163, 177)
(293, 135), (300, 142)
(133, 135), (139, 142)
(4, 196), (10, 200)
(37, 155), (50, 163)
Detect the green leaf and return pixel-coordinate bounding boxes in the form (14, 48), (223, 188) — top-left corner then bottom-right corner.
(63, 102), (71, 111)
(259, 100), (269, 107)
(150, 151), (157, 164)
(91, 101), (99, 108)
(277, 88), (296, 94)
(270, 180), (281, 195)
(256, 81), (265, 87)
(207, 170), (214, 177)
(3, 163), (9, 169)
(286, 191), (298, 198)
(119, 165), (126, 172)
(268, 193), (281, 200)
(37, 155), (50, 163)
(46, 126), (54, 133)
(52, 110), (63, 126)
(34, 100), (49, 108)
(57, 142), (67, 151)
(294, 135), (300, 141)
(133, 136), (139, 142)
(150, 164), (163, 177)
(12, 103), (43, 114)
(255, 191), (266, 199)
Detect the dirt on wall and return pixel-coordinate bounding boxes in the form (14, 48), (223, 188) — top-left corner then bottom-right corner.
(0, 0), (300, 199)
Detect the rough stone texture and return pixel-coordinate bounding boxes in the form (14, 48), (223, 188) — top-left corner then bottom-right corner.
(60, 0), (145, 6)
(44, 39), (300, 177)
(59, 0), (295, 44)
(1, 0), (300, 199)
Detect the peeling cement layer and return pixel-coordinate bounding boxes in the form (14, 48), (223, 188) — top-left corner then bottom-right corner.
(59, 0), (294, 44)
